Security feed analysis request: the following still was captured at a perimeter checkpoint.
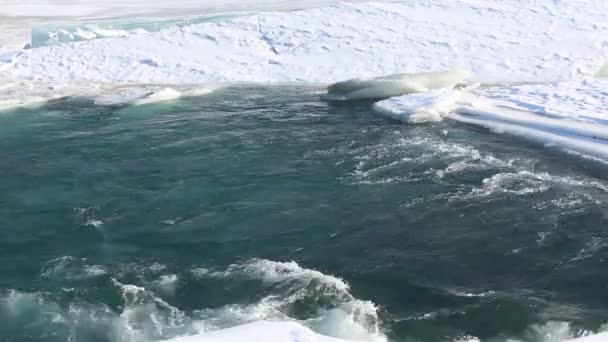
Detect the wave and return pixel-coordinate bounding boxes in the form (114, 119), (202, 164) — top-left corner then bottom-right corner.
(2, 258), (608, 342)
(0, 258), (386, 342)
(192, 259), (386, 342)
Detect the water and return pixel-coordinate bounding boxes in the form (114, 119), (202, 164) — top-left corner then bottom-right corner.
(1, 86), (607, 342)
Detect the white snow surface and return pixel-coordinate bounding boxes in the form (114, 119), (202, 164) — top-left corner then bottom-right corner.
(566, 332), (608, 342)
(0, 0), (375, 54)
(1, 0), (608, 84)
(159, 321), (608, 342)
(161, 321), (350, 342)
(374, 79), (608, 164)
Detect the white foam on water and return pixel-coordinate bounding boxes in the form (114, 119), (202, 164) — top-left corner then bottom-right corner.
(156, 274), (179, 296)
(465, 171), (608, 199)
(325, 70), (467, 101)
(40, 256), (107, 281)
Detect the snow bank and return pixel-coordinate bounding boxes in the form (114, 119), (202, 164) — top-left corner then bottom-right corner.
(373, 79), (608, 164)
(159, 321), (608, 342)
(2, 0), (607, 84)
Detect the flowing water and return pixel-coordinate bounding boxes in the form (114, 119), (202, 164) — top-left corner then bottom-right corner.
(1, 86), (607, 342)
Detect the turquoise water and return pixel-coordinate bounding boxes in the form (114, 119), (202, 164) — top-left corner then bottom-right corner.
(1, 86), (608, 342)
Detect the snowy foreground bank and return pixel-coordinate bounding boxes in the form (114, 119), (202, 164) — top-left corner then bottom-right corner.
(159, 321), (608, 342)
(1, 0), (607, 84)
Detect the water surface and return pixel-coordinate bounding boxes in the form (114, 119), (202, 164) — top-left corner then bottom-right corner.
(1, 86), (607, 342)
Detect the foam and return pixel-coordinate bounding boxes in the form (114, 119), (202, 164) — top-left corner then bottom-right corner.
(2, 1), (607, 83)
(40, 256), (107, 281)
(325, 70), (467, 101)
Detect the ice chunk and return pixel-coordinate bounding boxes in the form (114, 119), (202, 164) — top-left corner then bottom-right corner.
(325, 70), (467, 101)
(372, 83), (478, 123)
(372, 89), (461, 123)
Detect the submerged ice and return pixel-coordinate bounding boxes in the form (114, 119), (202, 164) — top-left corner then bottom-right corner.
(325, 70), (467, 101)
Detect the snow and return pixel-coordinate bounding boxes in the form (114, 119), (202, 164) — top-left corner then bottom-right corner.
(158, 321), (608, 342)
(1, 1), (607, 84)
(373, 79), (608, 164)
(161, 321), (350, 342)
(566, 332), (608, 342)
(0, 0), (396, 55)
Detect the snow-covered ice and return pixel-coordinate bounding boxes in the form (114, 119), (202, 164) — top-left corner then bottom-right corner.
(0, 0), (371, 54)
(1, 1), (607, 84)
(374, 79), (608, 164)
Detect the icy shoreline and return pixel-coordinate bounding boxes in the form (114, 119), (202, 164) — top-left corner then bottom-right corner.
(374, 79), (608, 164)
